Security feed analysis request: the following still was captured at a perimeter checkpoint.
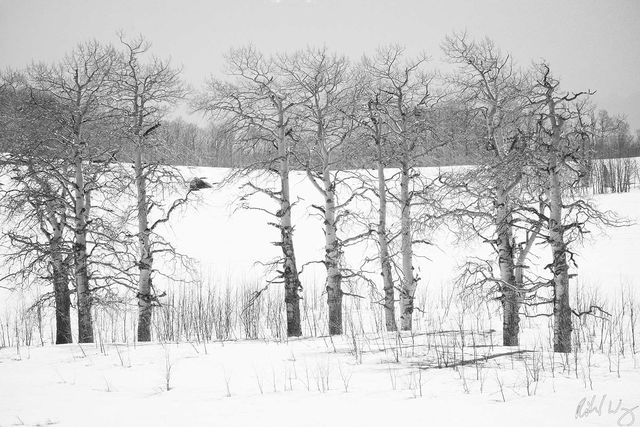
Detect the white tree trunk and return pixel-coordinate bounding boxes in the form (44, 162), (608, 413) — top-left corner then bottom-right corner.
(377, 145), (396, 332)
(278, 122), (302, 337)
(495, 186), (520, 346)
(50, 213), (72, 344)
(74, 154), (93, 343)
(545, 94), (573, 353)
(399, 160), (415, 331)
(135, 145), (153, 342)
(323, 170), (342, 335)
(549, 164), (572, 353)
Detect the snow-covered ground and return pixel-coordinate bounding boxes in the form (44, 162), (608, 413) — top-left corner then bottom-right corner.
(1, 335), (639, 426)
(168, 166), (640, 294)
(1, 164), (639, 426)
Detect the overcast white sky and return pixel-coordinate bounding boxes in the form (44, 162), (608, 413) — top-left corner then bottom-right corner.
(1, 0), (639, 130)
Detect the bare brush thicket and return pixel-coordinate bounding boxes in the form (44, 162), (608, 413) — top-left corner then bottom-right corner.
(0, 33), (638, 363)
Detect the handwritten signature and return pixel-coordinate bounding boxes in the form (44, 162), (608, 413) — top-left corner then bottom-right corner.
(575, 394), (638, 426)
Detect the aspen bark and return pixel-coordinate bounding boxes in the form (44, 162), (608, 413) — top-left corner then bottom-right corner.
(51, 220), (72, 344)
(278, 117), (302, 337)
(549, 172), (572, 353)
(496, 186), (520, 346)
(74, 154), (93, 343)
(484, 94), (522, 347)
(39, 176), (72, 345)
(324, 171), (342, 336)
(377, 144), (396, 332)
(399, 159), (415, 331)
(549, 158), (572, 353)
(545, 90), (572, 353)
(135, 144), (153, 342)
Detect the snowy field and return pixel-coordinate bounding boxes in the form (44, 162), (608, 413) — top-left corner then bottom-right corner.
(165, 166), (640, 294)
(1, 336), (639, 426)
(1, 164), (639, 426)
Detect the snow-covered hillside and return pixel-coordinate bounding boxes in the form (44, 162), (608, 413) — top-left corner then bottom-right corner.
(168, 165), (640, 295)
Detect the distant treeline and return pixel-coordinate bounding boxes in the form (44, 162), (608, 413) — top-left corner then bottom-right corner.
(151, 111), (640, 169)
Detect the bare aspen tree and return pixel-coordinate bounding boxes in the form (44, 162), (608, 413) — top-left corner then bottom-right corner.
(17, 169), (73, 344)
(25, 41), (117, 343)
(326, 64), (397, 332)
(362, 46), (437, 331)
(363, 89), (397, 332)
(44, 184), (73, 344)
(0, 46), (130, 345)
(0, 178), (73, 345)
(283, 48), (367, 335)
(443, 34), (532, 345)
(113, 35), (186, 342)
(0, 79), (73, 344)
(196, 46), (305, 337)
(531, 63), (594, 353)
